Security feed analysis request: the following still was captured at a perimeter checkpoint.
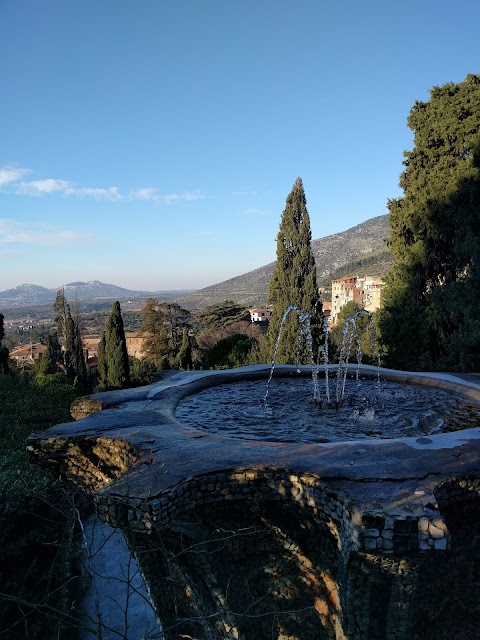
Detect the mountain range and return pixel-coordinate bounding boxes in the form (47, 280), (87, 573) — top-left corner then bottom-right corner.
(1, 214), (392, 311)
(0, 281), (191, 309)
(176, 214), (392, 309)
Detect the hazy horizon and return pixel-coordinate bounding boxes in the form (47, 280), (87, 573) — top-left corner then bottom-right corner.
(1, 1), (479, 291)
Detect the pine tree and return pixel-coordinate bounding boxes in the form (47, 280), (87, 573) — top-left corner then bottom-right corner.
(265, 177), (323, 364)
(104, 301), (130, 389)
(379, 74), (480, 371)
(140, 298), (169, 369)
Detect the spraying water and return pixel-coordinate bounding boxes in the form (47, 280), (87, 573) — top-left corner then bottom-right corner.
(265, 306), (381, 410)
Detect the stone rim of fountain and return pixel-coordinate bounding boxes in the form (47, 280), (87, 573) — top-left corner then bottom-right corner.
(27, 364), (480, 556)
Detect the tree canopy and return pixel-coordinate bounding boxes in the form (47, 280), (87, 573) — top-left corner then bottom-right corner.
(195, 301), (252, 332)
(265, 178), (323, 364)
(98, 301), (130, 389)
(379, 74), (480, 371)
(140, 298), (170, 368)
(53, 289), (87, 384)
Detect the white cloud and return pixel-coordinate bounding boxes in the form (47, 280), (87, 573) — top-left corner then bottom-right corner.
(0, 165), (30, 186)
(129, 187), (159, 200)
(159, 190), (207, 204)
(0, 218), (96, 247)
(65, 186), (122, 201)
(0, 164), (206, 204)
(19, 178), (72, 195)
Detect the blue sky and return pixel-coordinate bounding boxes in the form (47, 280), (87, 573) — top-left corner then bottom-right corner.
(1, 0), (479, 292)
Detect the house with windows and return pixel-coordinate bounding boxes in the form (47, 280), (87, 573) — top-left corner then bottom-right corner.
(249, 308), (273, 323)
(331, 275), (385, 324)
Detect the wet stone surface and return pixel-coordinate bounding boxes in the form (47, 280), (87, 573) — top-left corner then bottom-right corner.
(176, 375), (480, 443)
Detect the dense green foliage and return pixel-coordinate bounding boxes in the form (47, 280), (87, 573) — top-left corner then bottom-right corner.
(201, 334), (258, 369)
(266, 178), (323, 363)
(129, 355), (157, 385)
(34, 331), (63, 374)
(321, 249), (393, 287)
(177, 327), (193, 370)
(379, 74), (480, 371)
(140, 298), (170, 369)
(140, 299), (192, 369)
(99, 301), (130, 389)
(0, 313), (9, 373)
(328, 301), (380, 365)
(0, 374), (79, 639)
(53, 289), (88, 384)
(195, 301), (251, 331)
(194, 302), (264, 369)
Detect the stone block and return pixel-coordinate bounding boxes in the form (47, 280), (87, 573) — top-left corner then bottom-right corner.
(364, 538), (377, 550)
(434, 537), (447, 551)
(418, 517), (429, 532)
(428, 524), (445, 539)
(430, 517), (447, 532)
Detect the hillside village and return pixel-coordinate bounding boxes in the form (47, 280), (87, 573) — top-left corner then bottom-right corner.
(9, 273), (385, 370)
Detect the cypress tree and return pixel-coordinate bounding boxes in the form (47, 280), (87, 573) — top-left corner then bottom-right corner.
(64, 311), (76, 380)
(42, 331), (63, 374)
(379, 74), (480, 371)
(177, 327), (193, 370)
(266, 177), (323, 364)
(97, 333), (107, 388)
(53, 290), (87, 382)
(53, 288), (69, 345)
(104, 301), (130, 389)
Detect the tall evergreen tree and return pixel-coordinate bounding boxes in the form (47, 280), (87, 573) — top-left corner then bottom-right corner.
(140, 298), (169, 369)
(39, 331), (63, 374)
(53, 287), (69, 345)
(64, 311), (76, 380)
(97, 333), (107, 387)
(177, 326), (193, 370)
(265, 177), (322, 364)
(103, 301), (130, 389)
(379, 74), (480, 371)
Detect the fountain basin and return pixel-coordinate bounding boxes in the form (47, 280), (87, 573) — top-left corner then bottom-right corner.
(26, 365), (480, 640)
(176, 370), (480, 443)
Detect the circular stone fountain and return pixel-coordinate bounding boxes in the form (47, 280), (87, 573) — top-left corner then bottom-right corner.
(27, 364), (480, 640)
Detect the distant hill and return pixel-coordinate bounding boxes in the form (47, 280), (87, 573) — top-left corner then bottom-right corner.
(1, 215), (391, 313)
(0, 280), (193, 309)
(177, 214), (391, 310)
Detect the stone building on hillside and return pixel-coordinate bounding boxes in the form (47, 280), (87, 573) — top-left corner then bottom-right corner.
(10, 343), (47, 366)
(331, 275), (385, 324)
(83, 333), (147, 359)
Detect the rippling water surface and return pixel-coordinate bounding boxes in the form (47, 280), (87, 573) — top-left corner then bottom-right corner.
(175, 376), (480, 442)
